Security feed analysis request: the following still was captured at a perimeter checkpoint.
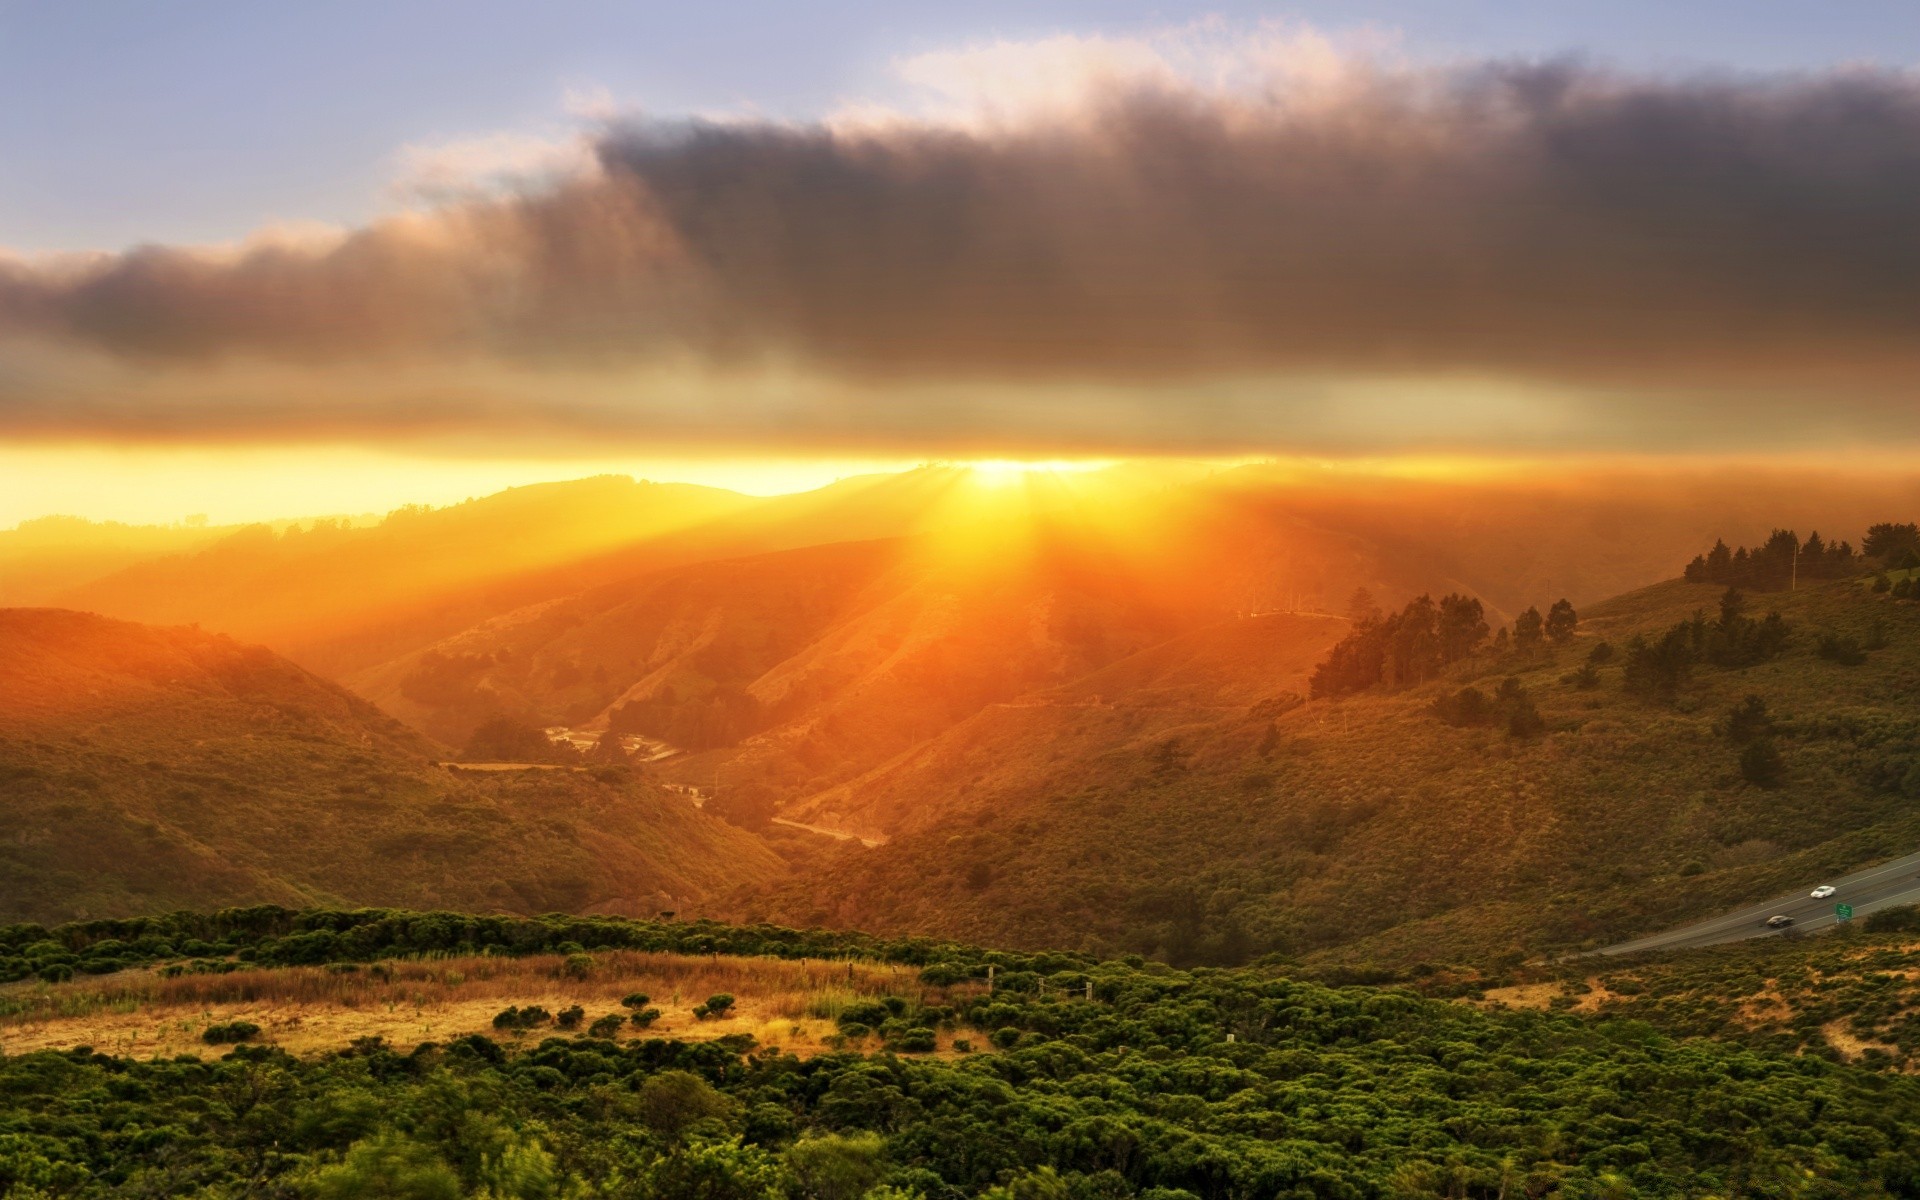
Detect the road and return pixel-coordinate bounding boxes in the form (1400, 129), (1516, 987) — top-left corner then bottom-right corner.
(771, 817), (888, 848)
(1595, 847), (1920, 956)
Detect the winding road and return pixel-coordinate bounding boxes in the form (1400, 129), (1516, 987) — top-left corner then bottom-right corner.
(1596, 847), (1920, 956)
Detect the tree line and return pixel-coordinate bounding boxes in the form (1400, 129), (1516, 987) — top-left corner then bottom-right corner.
(1682, 522), (1920, 592)
(1311, 592), (1576, 699)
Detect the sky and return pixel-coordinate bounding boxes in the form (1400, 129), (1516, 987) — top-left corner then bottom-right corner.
(5, 1), (1920, 525)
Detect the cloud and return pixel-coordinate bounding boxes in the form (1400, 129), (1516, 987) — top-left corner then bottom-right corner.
(6, 28), (1920, 452)
(389, 129), (600, 206)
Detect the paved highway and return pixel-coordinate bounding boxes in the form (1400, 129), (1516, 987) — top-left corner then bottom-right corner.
(1595, 847), (1920, 956)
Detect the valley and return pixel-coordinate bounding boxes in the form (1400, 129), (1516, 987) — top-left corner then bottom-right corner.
(11, 469), (1920, 977)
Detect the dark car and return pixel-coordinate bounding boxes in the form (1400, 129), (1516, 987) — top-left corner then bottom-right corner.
(1765, 914), (1795, 929)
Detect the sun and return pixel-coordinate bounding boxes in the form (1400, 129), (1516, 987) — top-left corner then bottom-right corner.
(964, 459), (1108, 488)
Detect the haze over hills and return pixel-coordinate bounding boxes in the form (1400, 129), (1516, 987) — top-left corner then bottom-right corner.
(735, 554), (1920, 968)
(0, 607), (780, 924)
(12, 464), (1920, 970)
(0, 514), (243, 606)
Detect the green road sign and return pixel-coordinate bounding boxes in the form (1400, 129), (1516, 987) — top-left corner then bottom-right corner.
(1836, 903), (1854, 921)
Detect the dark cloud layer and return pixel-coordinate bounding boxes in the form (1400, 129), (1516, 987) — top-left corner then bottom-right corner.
(6, 59), (1920, 445)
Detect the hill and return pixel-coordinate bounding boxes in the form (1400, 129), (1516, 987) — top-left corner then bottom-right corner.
(53, 476), (760, 674)
(1475, 913), (1920, 1071)
(737, 563), (1920, 968)
(0, 609), (782, 923)
(2, 906), (1918, 1198)
(0, 514), (240, 606)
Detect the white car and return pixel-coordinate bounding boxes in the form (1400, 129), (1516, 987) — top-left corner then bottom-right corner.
(1811, 885), (1837, 899)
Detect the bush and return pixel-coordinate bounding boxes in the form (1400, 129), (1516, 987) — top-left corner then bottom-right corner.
(631, 1007), (662, 1028)
(1817, 634), (1868, 666)
(1741, 739), (1786, 789)
(634, 1070), (735, 1142)
(203, 1020), (261, 1044)
(562, 953), (594, 980)
(692, 993), (735, 1020)
(491, 1005), (553, 1032)
(588, 1014), (626, 1038)
(895, 1026), (938, 1053)
(556, 1004), (585, 1030)
(1865, 905), (1920, 934)
(784, 1132), (888, 1200)
(1431, 687), (1493, 727)
(1725, 695), (1774, 743)
(620, 992), (651, 1009)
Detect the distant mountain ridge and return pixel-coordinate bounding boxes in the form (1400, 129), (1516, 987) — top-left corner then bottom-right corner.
(0, 608), (780, 924)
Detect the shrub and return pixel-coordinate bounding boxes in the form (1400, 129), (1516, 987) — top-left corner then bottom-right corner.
(620, 992), (651, 1009)
(588, 1014), (626, 1038)
(1431, 687), (1492, 727)
(784, 1132), (888, 1200)
(631, 1007), (663, 1028)
(635, 1070), (735, 1142)
(1817, 634), (1868, 666)
(1741, 739), (1786, 789)
(492, 1005), (553, 1032)
(1865, 905), (1920, 934)
(556, 1005), (585, 1030)
(203, 1020), (261, 1044)
(562, 953), (594, 980)
(692, 993), (735, 1020)
(1725, 695), (1774, 744)
(895, 1027), (938, 1053)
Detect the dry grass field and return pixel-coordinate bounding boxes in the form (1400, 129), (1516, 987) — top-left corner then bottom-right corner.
(0, 950), (982, 1059)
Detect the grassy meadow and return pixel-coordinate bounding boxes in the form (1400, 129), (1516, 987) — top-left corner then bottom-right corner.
(0, 949), (975, 1059)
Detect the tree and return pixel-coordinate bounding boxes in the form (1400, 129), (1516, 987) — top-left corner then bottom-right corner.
(1865, 521), (1920, 560)
(1437, 594), (1489, 662)
(461, 716), (575, 765)
(1544, 599), (1577, 645)
(1513, 607), (1544, 652)
(1346, 587), (1381, 626)
(1718, 587), (1747, 626)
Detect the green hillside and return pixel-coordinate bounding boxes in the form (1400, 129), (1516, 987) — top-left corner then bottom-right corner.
(3, 907), (1919, 1198)
(0, 609), (782, 923)
(741, 568), (1920, 968)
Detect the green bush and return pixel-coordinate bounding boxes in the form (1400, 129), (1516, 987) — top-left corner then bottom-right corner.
(202, 1020), (260, 1044)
